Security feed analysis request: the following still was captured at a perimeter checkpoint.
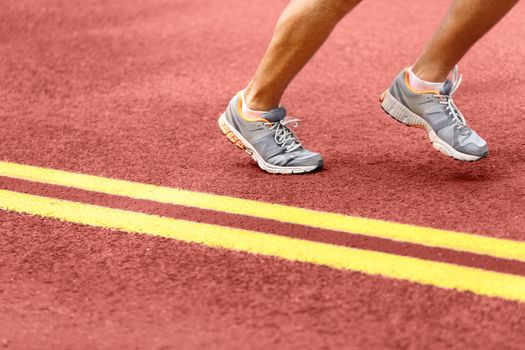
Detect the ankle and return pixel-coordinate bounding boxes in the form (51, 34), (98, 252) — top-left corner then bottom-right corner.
(411, 63), (449, 83)
(244, 86), (281, 111)
(407, 66), (445, 92)
(240, 92), (267, 119)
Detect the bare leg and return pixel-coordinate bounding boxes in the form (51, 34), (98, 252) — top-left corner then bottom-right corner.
(412, 0), (519, 82)
(245, 0), (361, 110)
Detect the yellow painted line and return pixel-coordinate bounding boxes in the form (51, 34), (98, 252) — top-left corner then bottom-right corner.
(0, 161), (524, 263)
(0, 188), (524, 303)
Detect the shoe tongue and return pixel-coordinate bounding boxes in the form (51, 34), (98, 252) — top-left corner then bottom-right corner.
(262, 107), (286, 123)
(439, 79), (453, 95)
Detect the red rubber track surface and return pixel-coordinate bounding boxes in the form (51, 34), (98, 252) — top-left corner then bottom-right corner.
(1, 0), (525, 348)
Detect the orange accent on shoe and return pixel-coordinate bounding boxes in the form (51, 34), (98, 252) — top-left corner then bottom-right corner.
(379, 91), (386, 102)
(219, 119), (246, 150)
(403, 69), (440, 95)
(236, 93), (269, 123)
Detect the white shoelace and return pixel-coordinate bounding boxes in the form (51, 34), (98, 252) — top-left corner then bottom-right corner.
(265, 118), (302, 153)
(433, 65), (467, 128)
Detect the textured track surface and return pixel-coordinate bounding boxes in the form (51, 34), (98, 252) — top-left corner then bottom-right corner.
(1, 0), (525, 348)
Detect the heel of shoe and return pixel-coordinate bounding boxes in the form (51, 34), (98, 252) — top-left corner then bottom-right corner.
(218, 114), (246, 150)
(381, 91), (410, 125)
(380, 91), (430, 131)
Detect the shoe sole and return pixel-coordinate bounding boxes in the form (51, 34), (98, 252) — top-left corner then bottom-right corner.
(218, 113), (322, 174)
(379, 90), (487, 162)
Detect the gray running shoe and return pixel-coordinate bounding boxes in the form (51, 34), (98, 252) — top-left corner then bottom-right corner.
(218, 92), (323, 174)
(380, 66), (488, 161)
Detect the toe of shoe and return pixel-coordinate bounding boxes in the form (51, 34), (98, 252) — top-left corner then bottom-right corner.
(459, 143), (489, 159)
(288, 151), (324, 169)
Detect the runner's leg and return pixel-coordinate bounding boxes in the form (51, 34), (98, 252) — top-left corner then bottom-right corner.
(245, 0), (361, 110)
(412, 0), (519, 82)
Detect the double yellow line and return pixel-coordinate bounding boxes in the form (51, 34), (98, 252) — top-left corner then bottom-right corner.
(1, 161), (525, 302)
